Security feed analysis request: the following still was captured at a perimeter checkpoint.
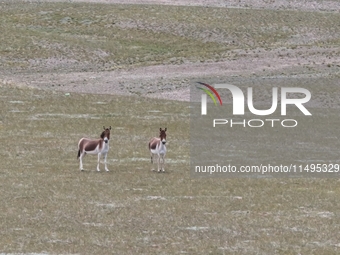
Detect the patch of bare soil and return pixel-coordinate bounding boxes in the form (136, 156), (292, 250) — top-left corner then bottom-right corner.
(2, 45), (339, 103)
(40, 0), (340, 12)
(3, 0), (340, 102)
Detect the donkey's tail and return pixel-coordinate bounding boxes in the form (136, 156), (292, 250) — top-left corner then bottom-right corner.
(77, 149), (80, 160)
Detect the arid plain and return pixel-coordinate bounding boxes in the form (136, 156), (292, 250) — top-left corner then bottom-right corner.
(1, 0), (340, 254)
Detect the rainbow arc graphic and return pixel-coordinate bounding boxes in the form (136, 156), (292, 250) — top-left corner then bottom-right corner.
(196, 82), (222, 106)
(196, 82), (223, 115)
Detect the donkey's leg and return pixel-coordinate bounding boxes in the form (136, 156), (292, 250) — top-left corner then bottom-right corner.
(79, 152), (85, 171)
(157, 154), (161, 172)
(161, 154), (165, 172)
(97, 153), (101, 172)
(150, 152), (155, 171)
(104, 153), (109, 172)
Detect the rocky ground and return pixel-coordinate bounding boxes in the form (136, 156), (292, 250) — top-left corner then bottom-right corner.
(2, 0), (339, 102)
(41, 0), (340, 12)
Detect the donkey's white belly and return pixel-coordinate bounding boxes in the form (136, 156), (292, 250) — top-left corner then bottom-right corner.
(151, 144), (166, 155)
(85, 143), (109, 155)
(85, 148), (100, 155)
(102, 144), (110, 154)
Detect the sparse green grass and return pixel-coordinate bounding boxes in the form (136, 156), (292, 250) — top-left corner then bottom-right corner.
(1, 84), (340, 254)
(0, 1), (339, 71)
(1, 1), (340, 254)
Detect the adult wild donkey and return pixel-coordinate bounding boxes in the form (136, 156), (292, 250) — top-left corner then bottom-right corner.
(149, 128), (167, 172)
(77, 126), (111, 172)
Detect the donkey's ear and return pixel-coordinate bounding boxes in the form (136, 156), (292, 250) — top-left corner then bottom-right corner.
(109, 126), (112, 130)
(103, 126), (106, 130)
(160, 128), (162, 131)
(165, 128), (167, 131)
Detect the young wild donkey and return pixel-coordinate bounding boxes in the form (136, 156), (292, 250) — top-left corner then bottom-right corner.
(77, 126), (111, 172)
(149, 128), (167, 172)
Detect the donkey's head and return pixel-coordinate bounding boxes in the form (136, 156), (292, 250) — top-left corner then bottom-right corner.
(159, 128), (167, 145)
(101, 126), (111, 143)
